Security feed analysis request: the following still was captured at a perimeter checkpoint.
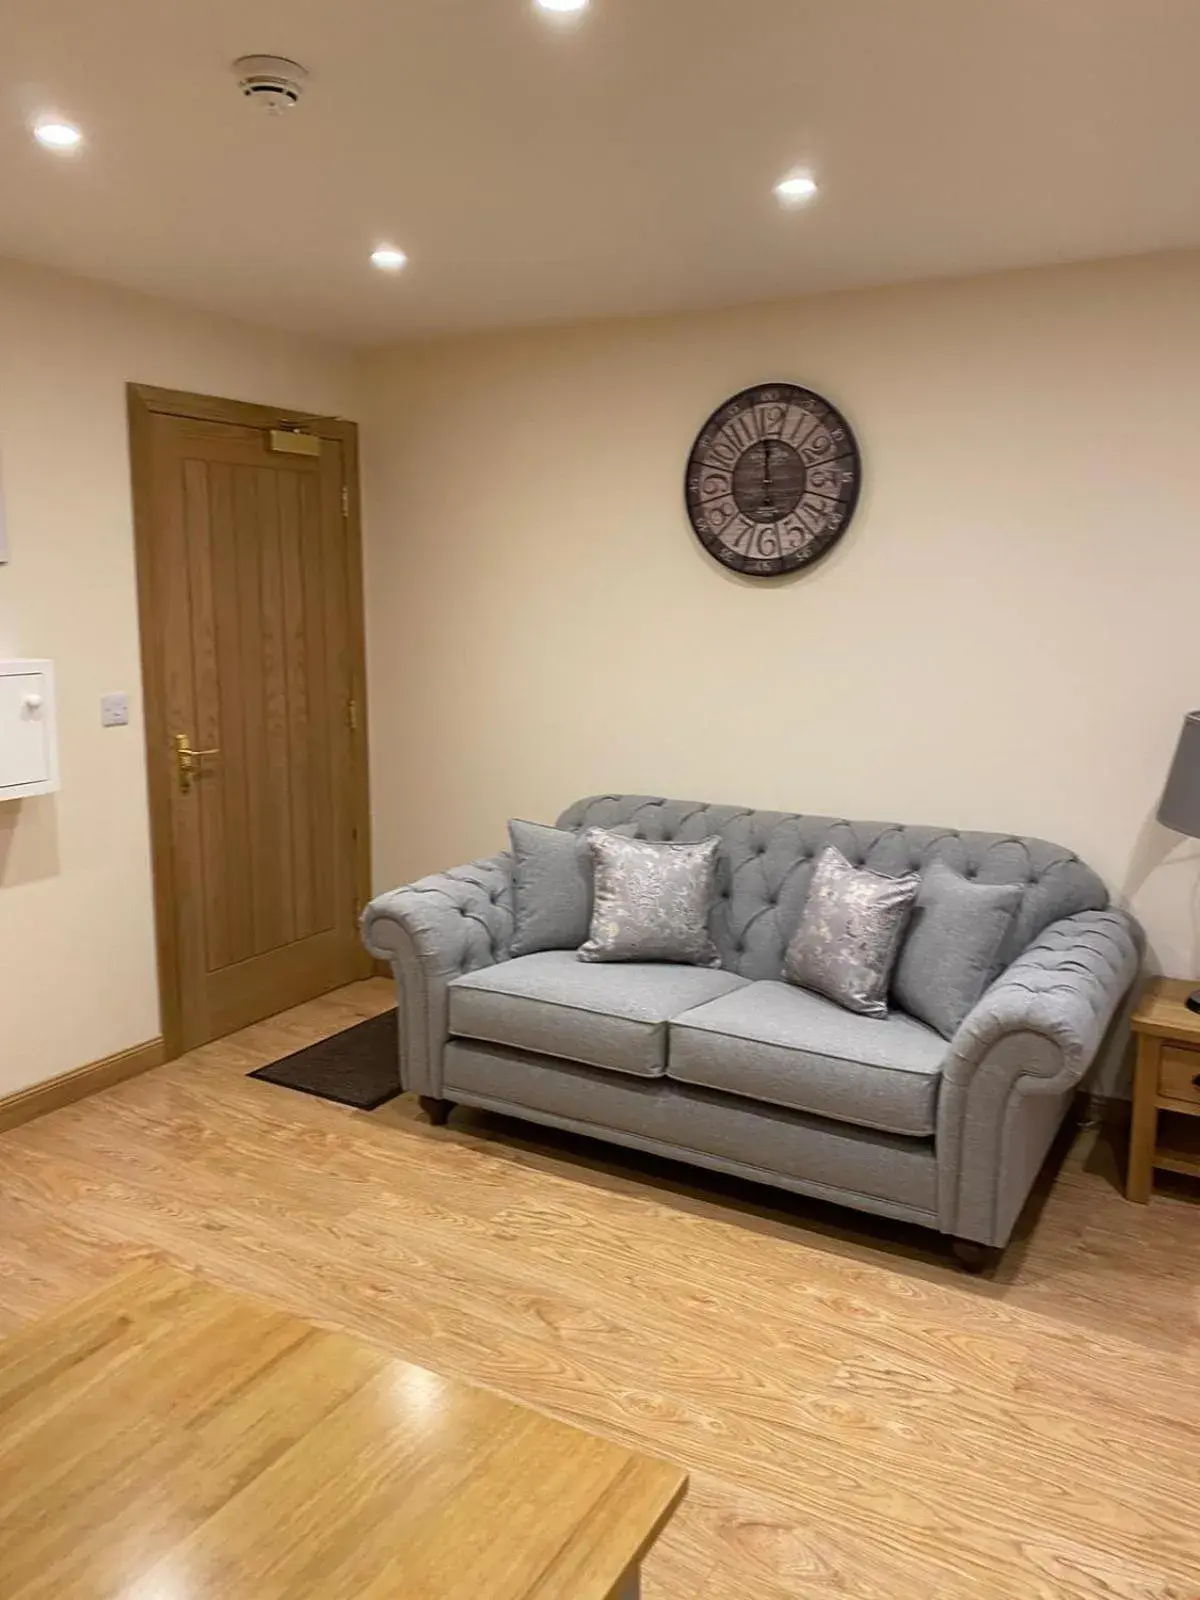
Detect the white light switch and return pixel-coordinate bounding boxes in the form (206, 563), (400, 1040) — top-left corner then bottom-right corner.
(100, 692), (129, 728)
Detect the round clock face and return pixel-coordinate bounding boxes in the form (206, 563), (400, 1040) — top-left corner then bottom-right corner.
(685, 383), (862, 577)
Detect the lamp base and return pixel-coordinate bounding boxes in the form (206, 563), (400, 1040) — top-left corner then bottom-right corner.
(1185, 990), (1200, 1015)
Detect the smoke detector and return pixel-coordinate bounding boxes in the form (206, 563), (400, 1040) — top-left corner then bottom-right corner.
(232, 55), (308, 113)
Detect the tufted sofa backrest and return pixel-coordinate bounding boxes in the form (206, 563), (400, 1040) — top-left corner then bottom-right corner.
(556, 794), (1109, 983)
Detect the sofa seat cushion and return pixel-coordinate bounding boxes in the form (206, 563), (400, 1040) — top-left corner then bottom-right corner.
(668, 980), (946, 1136)
(448, 952), (749, 1079)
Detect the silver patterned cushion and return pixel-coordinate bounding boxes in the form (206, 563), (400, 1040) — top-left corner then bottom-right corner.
(580, 830), (722, 967)
(785, 845), (919, 1017)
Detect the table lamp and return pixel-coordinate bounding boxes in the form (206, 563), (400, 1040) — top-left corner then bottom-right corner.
(1157, 709), (1200, 1011)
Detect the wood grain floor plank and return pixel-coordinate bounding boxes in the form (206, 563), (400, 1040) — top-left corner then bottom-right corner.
(0, 979), (1196, 1598)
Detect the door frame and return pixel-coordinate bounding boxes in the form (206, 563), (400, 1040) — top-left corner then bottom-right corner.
(127, 383), (372, 1061)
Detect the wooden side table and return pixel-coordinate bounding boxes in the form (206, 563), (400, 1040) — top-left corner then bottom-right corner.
(1128, 978), (1200, 1201)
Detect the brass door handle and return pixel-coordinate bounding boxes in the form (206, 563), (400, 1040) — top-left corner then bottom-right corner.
(174, 732), (220, 793)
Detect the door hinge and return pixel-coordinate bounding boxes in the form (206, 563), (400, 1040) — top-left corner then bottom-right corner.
(347, 697), (359, 733)
(341, 484), (350, 519)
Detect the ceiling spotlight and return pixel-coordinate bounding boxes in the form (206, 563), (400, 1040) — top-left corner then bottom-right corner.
(370, 246), (408, 272)
(33, 119), (83, 152)
(774, 171), (819, 208)
(534, 0), (591, 16)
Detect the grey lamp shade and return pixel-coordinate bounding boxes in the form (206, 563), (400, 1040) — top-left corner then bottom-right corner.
(1158, 711), (1200, 838)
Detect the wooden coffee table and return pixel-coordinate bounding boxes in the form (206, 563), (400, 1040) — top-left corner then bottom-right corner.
(0, 1263), (686, 1599)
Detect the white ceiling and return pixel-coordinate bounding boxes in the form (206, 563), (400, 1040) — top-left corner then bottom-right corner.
(4, 0), (1200, 346)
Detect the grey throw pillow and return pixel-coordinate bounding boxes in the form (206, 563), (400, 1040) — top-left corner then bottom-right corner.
(785, 845), (919, 1017)
(508, 820), (593, 957)
(892, 861), (1022, 1039)
(580, 829), (722, 967)
(508, 819), (638, 956)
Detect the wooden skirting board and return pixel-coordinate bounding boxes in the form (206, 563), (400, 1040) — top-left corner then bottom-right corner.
(0, 1038), (165, 1135)
(1083, 1088), (1133, 1126)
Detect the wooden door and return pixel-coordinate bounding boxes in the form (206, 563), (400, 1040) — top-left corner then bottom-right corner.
(130, 388), (371, 1056)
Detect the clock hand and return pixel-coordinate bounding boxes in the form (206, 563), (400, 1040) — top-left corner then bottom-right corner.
(762, 438), (774, 511)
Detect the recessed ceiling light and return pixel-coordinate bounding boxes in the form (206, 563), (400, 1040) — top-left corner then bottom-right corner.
(370, 246), (408, 272)
(534, 0), (590, 15)
(774, 171), (819, 208)
(33, 119), (83, 152)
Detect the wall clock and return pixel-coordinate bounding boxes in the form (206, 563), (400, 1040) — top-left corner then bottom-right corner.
(685, 382), (862, 577)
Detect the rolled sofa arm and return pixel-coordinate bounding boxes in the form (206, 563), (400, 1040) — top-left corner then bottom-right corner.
(937, 908), (1142, 1245)
(361, 854), (515, 1097)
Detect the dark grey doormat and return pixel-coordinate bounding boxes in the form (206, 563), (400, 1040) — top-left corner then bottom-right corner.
(248, 1009), (401, 1110)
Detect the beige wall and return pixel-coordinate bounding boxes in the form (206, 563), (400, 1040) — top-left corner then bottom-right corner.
(0, 257), (357, 1096)
(5, 248), (1195, 1101)
(360, 250), (1200, 1026)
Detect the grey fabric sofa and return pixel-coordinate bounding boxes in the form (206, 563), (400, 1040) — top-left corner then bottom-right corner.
(363, 795), (1141, 1263)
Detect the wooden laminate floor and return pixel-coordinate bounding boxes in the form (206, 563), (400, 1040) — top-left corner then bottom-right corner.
(1, 980), (1197, 1599)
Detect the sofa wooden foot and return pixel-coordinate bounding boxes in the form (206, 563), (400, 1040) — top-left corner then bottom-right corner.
(951, 1239), (1000, 1274)
(419, 1096), (455, 1127)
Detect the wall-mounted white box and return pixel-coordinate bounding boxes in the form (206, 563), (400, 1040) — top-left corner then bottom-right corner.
(0, 660), (59, 800)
